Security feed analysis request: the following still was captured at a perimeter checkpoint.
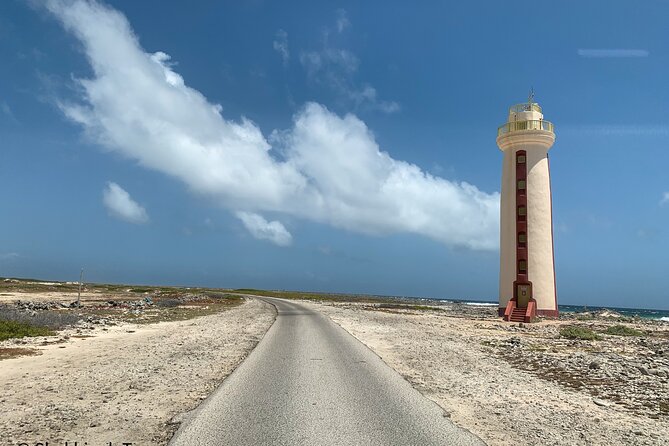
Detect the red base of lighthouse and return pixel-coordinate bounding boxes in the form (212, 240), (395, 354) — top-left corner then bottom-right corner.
(498, 306), (559, 319)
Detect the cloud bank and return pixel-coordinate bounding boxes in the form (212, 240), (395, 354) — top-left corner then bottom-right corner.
(102, 182), (149, 224)
(45, 0), (499, 250)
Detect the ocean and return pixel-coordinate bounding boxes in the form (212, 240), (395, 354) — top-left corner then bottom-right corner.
(366, 294), (669, 321)
(447, 299), (669, 321)
(557, 304), (669, 321)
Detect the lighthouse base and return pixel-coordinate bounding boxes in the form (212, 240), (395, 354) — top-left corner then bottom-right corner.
(498, 306), (559, 319)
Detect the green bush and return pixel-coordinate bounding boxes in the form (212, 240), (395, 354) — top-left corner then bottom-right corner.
(560, 325), (601, 341)
(603, 325), (644, 337)
(0, 320), (55, 341)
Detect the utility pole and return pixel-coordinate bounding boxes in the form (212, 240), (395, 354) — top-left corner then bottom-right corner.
(78, 268), (84, 308)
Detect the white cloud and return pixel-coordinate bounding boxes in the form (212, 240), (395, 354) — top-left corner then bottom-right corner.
(299, 13), (399, 114)
(577, 49), (649, 58)
(335, 9), (350, 33)
(44, 0), (499, 250)
(300, 49), (400, 114)
(236, 211), (292, 246)
(661, 192), (669, 206)
(273, 29), (289, 66)
(1, 101), (19, 124)
(102, 182), (149, 224)
(0, 252), (19, 261)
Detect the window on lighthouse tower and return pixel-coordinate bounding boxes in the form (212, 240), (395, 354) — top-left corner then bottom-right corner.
(518, 232), (527, 245)
(518, 260), (527, 272)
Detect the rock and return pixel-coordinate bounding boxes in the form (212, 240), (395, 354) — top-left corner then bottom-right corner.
(598, 310), (623, 319)
(593, 398), (611, 407)
(589, 361), (601, 370)
(638, 366), (650, 376)
(169, 409), (194, 425)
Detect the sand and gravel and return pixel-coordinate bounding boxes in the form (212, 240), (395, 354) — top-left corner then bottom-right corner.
(303, 300), (669, 446)
(0, 297), (275, 445)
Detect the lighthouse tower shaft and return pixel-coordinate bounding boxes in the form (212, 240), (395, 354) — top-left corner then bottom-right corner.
(497, 102), (558, 321)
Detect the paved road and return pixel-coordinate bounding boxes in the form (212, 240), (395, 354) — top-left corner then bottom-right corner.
(169, 298), (485, 446)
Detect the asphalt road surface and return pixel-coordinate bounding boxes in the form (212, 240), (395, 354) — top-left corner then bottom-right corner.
(169, 297), (486, 446)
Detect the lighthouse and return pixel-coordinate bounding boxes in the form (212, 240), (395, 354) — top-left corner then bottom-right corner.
(497, 94), (558, 322)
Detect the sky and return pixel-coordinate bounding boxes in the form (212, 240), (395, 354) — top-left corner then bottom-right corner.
(0, 0), (668, 310)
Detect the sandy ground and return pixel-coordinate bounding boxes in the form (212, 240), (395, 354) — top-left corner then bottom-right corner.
(303, 301), (669, 446)
(0, 297), (275, 445)
(0, 290), (106, 305)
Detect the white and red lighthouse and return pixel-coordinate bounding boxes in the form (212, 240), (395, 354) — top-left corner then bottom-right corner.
(497, 96), (558, 322)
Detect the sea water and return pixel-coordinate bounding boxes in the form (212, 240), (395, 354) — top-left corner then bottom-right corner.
(558, 304), (669, 321)
(435, 298), (669, 321)
(386, 295), (669, 321)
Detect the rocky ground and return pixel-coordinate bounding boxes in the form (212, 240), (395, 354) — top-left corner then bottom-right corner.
(491, 322), (669, 420)
(0, 287), (275, 445)
(303, 300), (669, 446)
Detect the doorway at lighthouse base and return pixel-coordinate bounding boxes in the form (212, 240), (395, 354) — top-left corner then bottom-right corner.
(502, 281), (537, 323)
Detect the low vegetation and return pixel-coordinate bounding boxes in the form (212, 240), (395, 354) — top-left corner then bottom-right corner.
(559, 325), (601, 341)
(233, 288), (345, 301)
(603, 325), (644, 337)
(0, 280), (247, 344)
(0, 320), (54, 341)
(232, 288), (395, 304)
(0, 307), (82, 329)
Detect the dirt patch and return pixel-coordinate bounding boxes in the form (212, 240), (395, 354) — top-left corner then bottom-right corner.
(0, 347), (40, 360)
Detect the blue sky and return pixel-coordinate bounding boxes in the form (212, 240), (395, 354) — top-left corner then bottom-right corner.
(1, 0), (668, 309)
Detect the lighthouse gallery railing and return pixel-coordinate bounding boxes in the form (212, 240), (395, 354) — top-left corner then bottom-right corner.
(497, 120), (554, 137)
